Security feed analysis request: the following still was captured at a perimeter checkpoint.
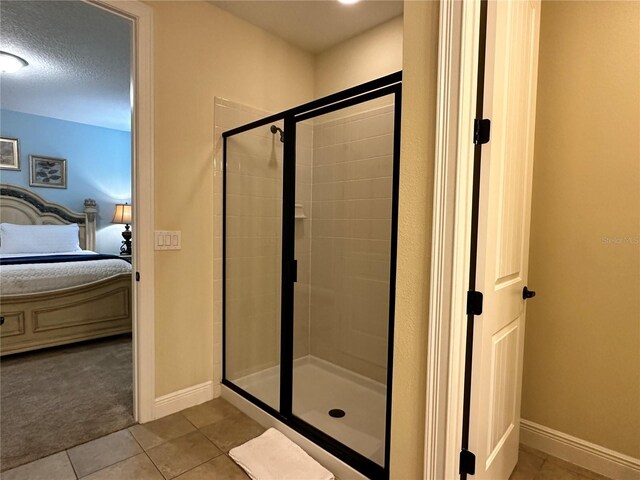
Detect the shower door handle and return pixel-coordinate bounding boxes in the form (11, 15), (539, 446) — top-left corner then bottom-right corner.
(292, 259), (298, 283)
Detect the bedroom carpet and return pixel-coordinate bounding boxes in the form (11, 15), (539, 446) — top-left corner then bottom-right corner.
(0, 335), (135, 472)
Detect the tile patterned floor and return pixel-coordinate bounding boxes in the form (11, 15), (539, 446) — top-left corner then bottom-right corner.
(2, 398), (259, 480)
(3, 397), (613, 480)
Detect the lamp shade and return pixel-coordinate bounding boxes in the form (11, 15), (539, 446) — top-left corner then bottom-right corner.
(112, 203), (132, 224)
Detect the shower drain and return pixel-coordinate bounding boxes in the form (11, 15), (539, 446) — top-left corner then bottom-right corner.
(328, 409), (346, 418)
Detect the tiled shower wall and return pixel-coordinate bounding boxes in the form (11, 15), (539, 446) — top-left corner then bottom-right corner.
(308, 102), (395, 384)
(215, 98), (394, 386)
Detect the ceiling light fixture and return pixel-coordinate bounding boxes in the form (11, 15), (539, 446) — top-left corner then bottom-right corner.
(338, 0), (360, 4)
(0, 51), (28, 73)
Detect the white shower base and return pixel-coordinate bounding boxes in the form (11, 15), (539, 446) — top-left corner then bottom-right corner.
(233, 355), (387, 466)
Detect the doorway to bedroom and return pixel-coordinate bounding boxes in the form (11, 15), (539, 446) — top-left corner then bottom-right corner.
(0, 0), (136, 472)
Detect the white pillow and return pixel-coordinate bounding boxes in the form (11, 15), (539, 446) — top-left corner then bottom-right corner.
(0, 223), (82, 254)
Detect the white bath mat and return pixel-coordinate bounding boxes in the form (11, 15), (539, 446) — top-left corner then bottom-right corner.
(229, 427), (335, 480)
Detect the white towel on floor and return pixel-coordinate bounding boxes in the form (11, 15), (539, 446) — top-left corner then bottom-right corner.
(229, 428), (335, 480)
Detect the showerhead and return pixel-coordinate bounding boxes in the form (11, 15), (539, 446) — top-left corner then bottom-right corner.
(270, 125), (284, 143)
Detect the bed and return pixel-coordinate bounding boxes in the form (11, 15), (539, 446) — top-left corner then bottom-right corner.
(0, 184), (132, 356)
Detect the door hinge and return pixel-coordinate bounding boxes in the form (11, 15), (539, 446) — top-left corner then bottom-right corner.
(459, 449), (476, 475)
(467, 290), (483, 316)
(136, 272), (140, 282)
(473, 118), (491, 145)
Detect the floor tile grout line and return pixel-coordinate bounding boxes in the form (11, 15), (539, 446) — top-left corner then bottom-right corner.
(170, 451), (226, 480)
(65, 450), (79, 479)
(143, 451), (166, 480)
(143, 435), (223, 480)
(140, 427), (191, 453)
(145, 449), (172, 480)
(223, 452), (246, 474)
(73, 451), (154, 480)
(68, 430), (144, 479)
(197, 426), (230, 453)
(178, 410), (201, 430)
(540, 457), (548, 470)
(135, 402), (249, 479)
(126, 425), (150, 456)
(48, 425), (140, 475)
(199, 429), (233, 460)
(144, 428), (217, 456)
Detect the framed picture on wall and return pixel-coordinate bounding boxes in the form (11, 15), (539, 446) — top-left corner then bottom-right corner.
(0, 137), (20, 170)
(29, 155), (67, 189)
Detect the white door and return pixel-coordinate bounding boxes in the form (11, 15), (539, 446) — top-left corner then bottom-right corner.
(468, 1), (541, 479)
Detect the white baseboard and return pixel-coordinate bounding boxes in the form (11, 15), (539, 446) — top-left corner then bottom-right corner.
(520, 419), (640, 480)
(153, 381), (220, 420)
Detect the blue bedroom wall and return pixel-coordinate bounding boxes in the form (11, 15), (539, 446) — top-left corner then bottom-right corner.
(0, 109), (131, 254)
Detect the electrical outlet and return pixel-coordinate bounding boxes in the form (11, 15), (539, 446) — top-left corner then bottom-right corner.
(155, 231), (181, 250)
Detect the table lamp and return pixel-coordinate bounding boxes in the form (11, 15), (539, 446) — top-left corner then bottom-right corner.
(112, 203), (132, 255)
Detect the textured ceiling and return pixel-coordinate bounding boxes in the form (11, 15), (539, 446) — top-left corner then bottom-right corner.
(0, 1), (402, 132)
(0, 1), (132, 131)
(210, 0), (404, 54)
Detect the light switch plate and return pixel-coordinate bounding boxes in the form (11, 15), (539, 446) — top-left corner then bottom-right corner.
(155, 231), (181, 250)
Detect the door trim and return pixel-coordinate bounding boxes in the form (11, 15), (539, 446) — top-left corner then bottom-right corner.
(87, 0), (155, 423)
(424, 1), (483, 479)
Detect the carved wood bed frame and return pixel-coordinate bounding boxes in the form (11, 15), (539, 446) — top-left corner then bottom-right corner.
(0, 184), (132, 356)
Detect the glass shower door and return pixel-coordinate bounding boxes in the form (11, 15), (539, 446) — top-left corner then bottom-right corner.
(222, 73), (402, 479)
(292, 92), (399, 468)
(224, 121), (285, 410)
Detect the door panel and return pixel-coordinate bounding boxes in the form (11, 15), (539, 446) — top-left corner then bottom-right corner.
(292, 94), (397, 467)
(470, 1), (541, 478)
(487, 319), (520, 459)
(494, 1), (536, 285)
(224, 122), (284, 411)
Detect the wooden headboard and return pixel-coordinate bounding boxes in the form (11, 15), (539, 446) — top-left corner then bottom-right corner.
(0, 184), (97, 251)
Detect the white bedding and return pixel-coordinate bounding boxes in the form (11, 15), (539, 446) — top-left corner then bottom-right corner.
(0, 251), (132, 295)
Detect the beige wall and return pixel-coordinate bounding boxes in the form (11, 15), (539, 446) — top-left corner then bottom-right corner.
(149, 1), (439, 474)
(390, 1), (439, 477)
(315, 16), (404, 98)
(149, 0), (407, 399)
(523, 1), (640, 458)
(149, 0), (315, 397)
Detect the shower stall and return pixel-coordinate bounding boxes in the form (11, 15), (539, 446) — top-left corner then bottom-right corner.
(222, 72), (401, 479)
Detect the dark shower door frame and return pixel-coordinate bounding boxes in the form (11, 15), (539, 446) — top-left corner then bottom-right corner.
(222, 72), (402, 480)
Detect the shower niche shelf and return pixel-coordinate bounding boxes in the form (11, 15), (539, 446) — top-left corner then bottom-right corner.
(294, 203), (306, 219)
